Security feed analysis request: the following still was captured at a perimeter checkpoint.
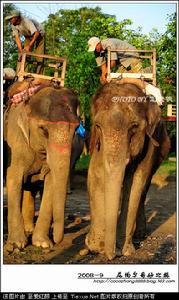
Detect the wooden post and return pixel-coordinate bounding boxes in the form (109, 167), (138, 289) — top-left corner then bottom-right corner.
(152, 49), (156, 86)
(17, 53), (26, 81)
(61, 58), (67, 87)
(107, 47), (111, 81)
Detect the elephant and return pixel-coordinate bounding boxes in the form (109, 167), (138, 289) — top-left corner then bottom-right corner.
(85, 78), (170, 260)
(4, 80), (79, 251)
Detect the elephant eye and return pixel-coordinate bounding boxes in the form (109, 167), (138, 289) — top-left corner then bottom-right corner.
(96, 137), (101, 151)
(95, 124), (101, 152)
(129, 122), (139, 135)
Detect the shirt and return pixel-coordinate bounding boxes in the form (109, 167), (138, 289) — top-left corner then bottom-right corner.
(95, 38), (138, 67)
(12, 17), (44, 38)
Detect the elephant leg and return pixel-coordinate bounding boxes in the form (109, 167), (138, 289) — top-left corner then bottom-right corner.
(6, 167), (27, 250)
(134, 193), (147, 240)
(117, 170), (134, 249)
(135, 173), (154, 239)
(32, 173), (53, 248)
(85, 153), (105, 254)
(22, 190), (35, 235)
(122, 144), (155, 256)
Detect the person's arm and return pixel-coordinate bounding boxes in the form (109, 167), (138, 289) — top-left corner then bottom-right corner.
(24, 31), (40, 52)
(100, 63), (107, 84)
(110, 60), (116, 68)
(15, 34), (23, 54)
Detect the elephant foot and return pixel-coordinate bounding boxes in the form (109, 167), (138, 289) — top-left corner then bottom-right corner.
(122, 242), (136, 256)
(5, 233), (28, 252)
(53, 222), (64, 244)
(134, 227), (146, 240)
(116, 248), (122, 257)
(24, 223), (35, 235)
(85, 232), (104, 255)
(32, 233), (53, 249)
(104, 249), (116, 260)
(104, 247), (122, 260)
(79, 248), (89, 256)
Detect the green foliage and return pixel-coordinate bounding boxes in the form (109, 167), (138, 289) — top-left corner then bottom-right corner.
(157, 13), (176, 89)
(75, 155), (176, 175)
(156, 159), (176, 175)
(43, 8), (176, 128)
(3, 3), (18, 69)
(44, 7), (134, 119)
(75, 154), (90, 171)
(157, 13), (176, 142)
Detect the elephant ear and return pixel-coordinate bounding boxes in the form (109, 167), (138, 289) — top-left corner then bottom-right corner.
(17, 109), (30, 145)
(146, 100), (161, 147)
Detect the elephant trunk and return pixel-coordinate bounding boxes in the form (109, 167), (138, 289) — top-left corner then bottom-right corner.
(52, 155), (70, 244)
(104, 148), (127, 260)
(47, 131), (73, 244)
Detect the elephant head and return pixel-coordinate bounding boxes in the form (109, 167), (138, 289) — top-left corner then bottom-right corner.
(86, 80), (162, 260)
(29, 87), (80, 243)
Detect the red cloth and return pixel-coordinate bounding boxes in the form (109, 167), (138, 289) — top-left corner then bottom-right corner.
(11, 85), (41, 104)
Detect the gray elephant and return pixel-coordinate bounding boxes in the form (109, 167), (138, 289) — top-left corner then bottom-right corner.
(85, 78), (170, 260)
(4, 80), (79, 250)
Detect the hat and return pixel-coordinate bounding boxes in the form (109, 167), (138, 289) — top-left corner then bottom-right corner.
(5, 10), (21, 21)
(88, 37), (100, 52)
(3, 68), (16, 84)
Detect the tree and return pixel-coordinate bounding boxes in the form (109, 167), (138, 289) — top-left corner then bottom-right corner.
(157, 13), (176, 147)
(44, 6), (162, 123)
(157, 13), (176, 101)
(3, 3), (18, 69)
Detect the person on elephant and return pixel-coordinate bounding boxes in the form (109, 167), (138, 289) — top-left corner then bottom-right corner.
(5, 10), (45, 74)
(87, 37), (143, 84)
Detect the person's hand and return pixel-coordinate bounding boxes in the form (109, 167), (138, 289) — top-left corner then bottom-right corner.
(24, 45), (31, 52)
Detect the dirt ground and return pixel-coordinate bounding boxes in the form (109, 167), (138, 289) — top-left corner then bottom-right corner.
(3, 170), (176, 264)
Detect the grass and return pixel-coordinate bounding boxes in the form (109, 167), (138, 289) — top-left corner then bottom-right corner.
(75, 154), (90, 171)
(156, 159), (176, 175)
(75, 154), (176, 176)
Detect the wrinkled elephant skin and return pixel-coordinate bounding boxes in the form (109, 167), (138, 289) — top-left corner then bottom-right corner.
(86, 81), (170, 260)
(4, 84), (79, 250)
